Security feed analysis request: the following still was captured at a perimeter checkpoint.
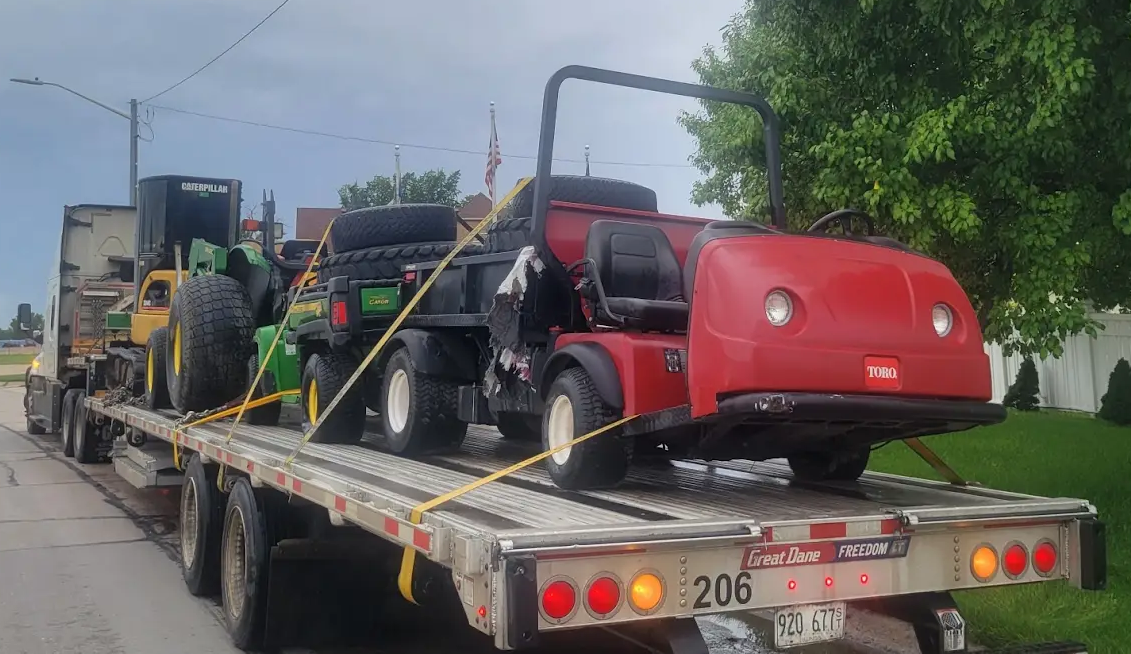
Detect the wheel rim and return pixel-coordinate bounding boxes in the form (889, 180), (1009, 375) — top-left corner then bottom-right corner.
(173, 323), (182, 376)
(547, 394), (575, 465)
(61, 402), (70, 449)
(387, 369), (410, 433)
(180, 476), (199, 570)
(146, 348), (154, 393)
(306, 378), (318, 424)
(222, 505), (248, 622)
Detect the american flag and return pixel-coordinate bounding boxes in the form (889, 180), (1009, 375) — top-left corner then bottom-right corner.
(485, 107), (502, 204)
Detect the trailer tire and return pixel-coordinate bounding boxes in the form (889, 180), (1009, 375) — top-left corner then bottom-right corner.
(221, 477), (280, 650)
(245, 353), (282, 426)
(72, 397), (100, 464)
(787, 448), (870, 482)
(144, 327), (171, 410)
(381, 347), (467, 454)
(495, 411), (541, 441)
(542, 367), (630, 490)
(60, 389), (83, 457)
(301, 352), (366, 444)
(181, 454), (224, 597)
(330, 204), (458, 253)
(316, 241), (481, 283)
(166, 275), (256, 414)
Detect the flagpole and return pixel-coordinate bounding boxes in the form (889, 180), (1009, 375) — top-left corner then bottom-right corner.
(584, 144), (591, 177)
(394, 145), (401, 205)
(489, 102), (497, 207)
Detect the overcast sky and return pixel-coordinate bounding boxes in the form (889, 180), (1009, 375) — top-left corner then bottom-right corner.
(0, 0), (741, 316)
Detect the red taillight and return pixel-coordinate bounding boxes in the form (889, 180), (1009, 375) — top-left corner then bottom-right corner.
(331, 300), (347, 326)
(787, 579), (797, 591)
(541, 580), (576, 620)
(586, 576), (621, 616)
(1033, 541), (1058, 576)
(403, 271), (417, 283)
(1003, 543), (1028, 578)
(859, 573), (869, 585)
(824, 576), (833, 588)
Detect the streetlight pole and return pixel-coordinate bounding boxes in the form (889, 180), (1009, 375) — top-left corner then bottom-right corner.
(9, 77), (140, 206)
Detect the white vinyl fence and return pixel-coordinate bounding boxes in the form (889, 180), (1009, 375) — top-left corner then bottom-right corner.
(985, 313), (1131, 413)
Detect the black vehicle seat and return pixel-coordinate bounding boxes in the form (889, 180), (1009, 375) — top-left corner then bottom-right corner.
(584, 220), (689, 331)
(280, 239), (323, 261)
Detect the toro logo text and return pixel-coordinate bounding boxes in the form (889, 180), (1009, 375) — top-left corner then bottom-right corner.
(863, 356), (901, 390)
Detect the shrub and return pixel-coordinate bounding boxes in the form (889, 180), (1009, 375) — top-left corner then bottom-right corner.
(1099, 358), (1131, 425)
(1002, 357), (1040, 411)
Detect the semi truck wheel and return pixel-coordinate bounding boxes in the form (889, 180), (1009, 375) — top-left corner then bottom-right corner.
(181, 454), (223, 597)
(542, 367), (630, 490)
(144, 327), (171, 410)
(381, 347), (467, 454)
(245, 353), (281, 426)
(60, 389), (83, 457)
(166, 275), (256, 414)
(72, 397), (101, 464)
(301, 352), (366, 444)
(787, 448), (870, 482)
(220, 477), (278, 650)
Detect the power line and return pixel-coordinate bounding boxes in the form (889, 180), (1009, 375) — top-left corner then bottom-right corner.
(144, 103), (695, 169)
(141, 0), (292, 104)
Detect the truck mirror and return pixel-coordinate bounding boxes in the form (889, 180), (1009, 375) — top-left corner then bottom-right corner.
(17, 303), (31, 331)
(273, 222), (285, 240)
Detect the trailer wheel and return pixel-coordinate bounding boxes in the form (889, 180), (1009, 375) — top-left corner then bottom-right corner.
(542, 367), (630, 489)
(301, 352), (366, 443)
(181, 453), (224, 597)
(60, 389), (83, 458)
(245, 353), (281, 426)
(72, 397), (101, 464)
(220, 477), (277, 650)
(166, 275), (256, 414)
(381, 347), (467, 454)
(787, 448), (870, 482)
(144, 327), (171, 410)
(495, 411), (541, 441)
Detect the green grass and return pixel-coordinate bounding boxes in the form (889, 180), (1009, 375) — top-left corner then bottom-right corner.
(870, 410), (1128, 653)
(0, 352), (35, 365)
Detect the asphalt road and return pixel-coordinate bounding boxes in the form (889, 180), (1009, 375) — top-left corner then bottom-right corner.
(0, 386), (919, 654)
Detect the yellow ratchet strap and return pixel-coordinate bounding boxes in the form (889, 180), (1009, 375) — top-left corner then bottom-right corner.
(903, 437), (970, 486)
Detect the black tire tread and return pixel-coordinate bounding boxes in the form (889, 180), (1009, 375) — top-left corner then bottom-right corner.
(302, 352), (366, 444)
(73, 397), (99, 464)
(495, 412), (540, 441)
(60, 388), (82, 457)
(542, 367), (630, 489)
(145, 327), (171, 410)
(382, 347), (467, 454)
(331, 204), (458, 253)
(182, 454), (223, 597)
(787, 448), (870, 482)
(317, 241), (483, 283)
(168, 275), (256, 413)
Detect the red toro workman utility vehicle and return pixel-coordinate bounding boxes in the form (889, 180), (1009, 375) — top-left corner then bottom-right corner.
(331, 66), (1005, 490)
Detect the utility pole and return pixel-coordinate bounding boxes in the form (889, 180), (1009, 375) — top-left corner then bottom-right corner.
(9, 77), (140, 205)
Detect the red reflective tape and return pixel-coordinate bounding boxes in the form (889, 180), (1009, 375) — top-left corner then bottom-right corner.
(334, 496), (347, 512)
(276, 472), (286, 485)
(225, 453), (233, 464)
(213, 446), (222, 457)
(245, 461), (254, 473)
(291, 478), (302, 493)
(383, 517), (398, 536)
(413, 529), (431, 551)
(810, 522), (848, 539)
(880, 519), (900, 534)
(763, 526), (774, 542)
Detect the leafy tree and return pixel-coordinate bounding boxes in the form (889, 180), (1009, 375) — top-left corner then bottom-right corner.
(1098, 358), (1131, 425)
(338, 169), (473, 210)
(0, 312), (44, 339)
(681, 0), (1131, 357)
(1002, 357), (1040, 411)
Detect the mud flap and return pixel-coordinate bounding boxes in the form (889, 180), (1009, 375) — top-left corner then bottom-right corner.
(261, 537), (390, 650)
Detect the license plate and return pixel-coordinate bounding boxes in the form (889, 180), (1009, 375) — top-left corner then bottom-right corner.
(773, 601), (845, 648)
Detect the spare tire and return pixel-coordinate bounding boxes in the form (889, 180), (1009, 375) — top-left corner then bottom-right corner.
(503, 175), (658, 219)
(331, 204), (458, 253)
(317, 241), (485, 283)
(485, 176), (659, 253)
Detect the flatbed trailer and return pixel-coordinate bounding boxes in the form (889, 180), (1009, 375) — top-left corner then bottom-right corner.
(85, 396), (1105, 654)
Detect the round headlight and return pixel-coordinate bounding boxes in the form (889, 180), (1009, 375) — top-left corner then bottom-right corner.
(765, 290), (793, 326)
(932, 303), (953, 336)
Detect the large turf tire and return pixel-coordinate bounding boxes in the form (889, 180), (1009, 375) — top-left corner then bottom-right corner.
(542, 367), (630, 490)
(60, 388), (83, 457)
(316, 241), (480, 283)
(330, 204), (458, 253)
(144, 327), (171, 410)
(166, 275), (256, 414)
(787, 448), (870, 482)
(244, 353), (282, 426)
(301, 352), (366, 444)
(381, 347), (467, 454)
(181, 453), (224, 597)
